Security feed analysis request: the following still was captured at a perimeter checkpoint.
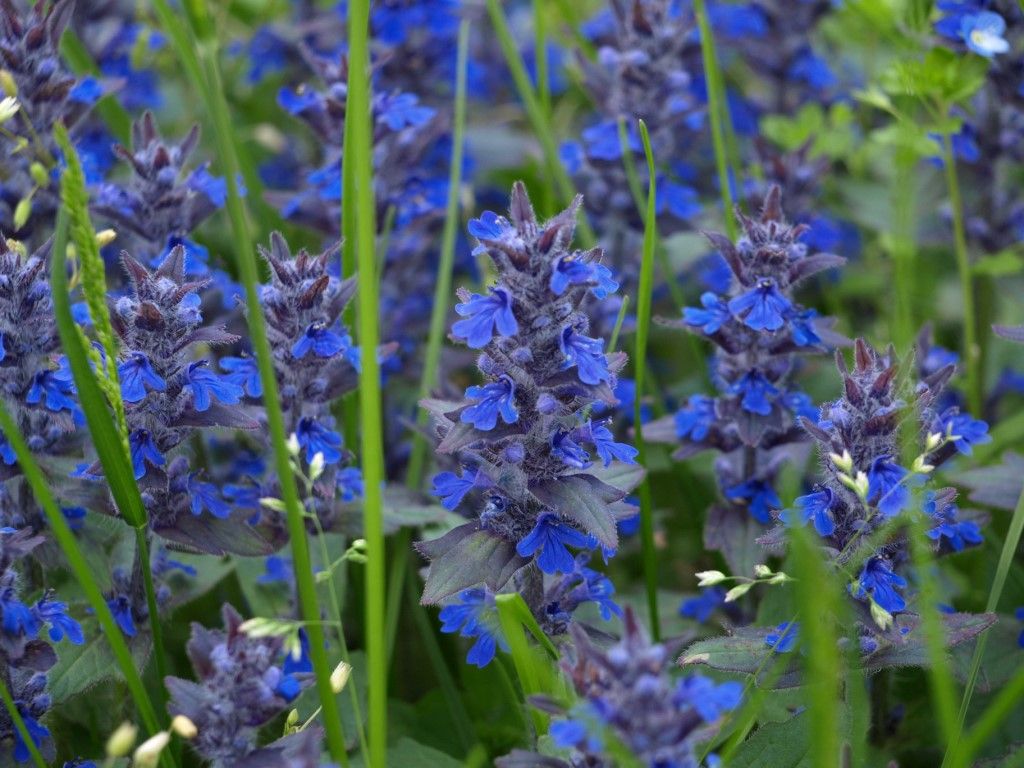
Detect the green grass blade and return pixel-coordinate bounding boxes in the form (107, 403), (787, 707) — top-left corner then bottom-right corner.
(406, 18), (472, 491)
(0, 676), (47, 768)
(151, 2), (350, 763)
(692, 0), (738, 240)
(944, 485), (1024, 765)
(635, 120), (660, 641)
(58, 30), (132, 143)
(344, 1), (388, 763)
(952, 663), (1024, 768)
(484, 0), (595, 245)
(495, 592), (558, 734)
(533, 0), (551, 117)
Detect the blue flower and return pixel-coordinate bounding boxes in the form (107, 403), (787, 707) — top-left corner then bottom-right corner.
(853, 557), (906, 614)
(551, 430), (592, 469)
(788, 48), (836, 90)
(0, 435), (17, 465)
(188, 476), (231, 519)
(337, 467), (364, 501)
(675, 395), (717, 441)
(26, 370), (77, 412)
(452, 287), (518, 349)
(185, 361), (244, 412)
(467, 210), (507, 244)
(291, 323), (350, 359)
(378, 92), (436, 130)
(516, 513), (593, 574)
(585, 421), (638, 466)
(438, 588), (506, 668)
(576, 566), (623, 621)
(107, 595), (136, 636)
(1, 588), (39, 638)
(781, 390), (819, 422)
(220, 356), (262, 397)
(790, 309), (822, 347)
(765, 621), (800, 653)
(935, 409), (991, 455)
(258, 555), (293, 585)
(684, 292), (731, 334)
(118, 353), (167, 403)
(129, 429), (165, 479)
(925, 492), (983, 552)
(550, 256), (618, 298)
(656, 177), (702, 220)
(728, 278), (792, 332)
(461, 377), (519, 430)
(35, 597), (84, 644)
(559, 327), (611, 385)
(69, 76), (103, 104)
(680, 587), (726, 623)
(187, 165), (231, 207)
(782, 488), (836, 537)
(295, 418), (343, 464)
(676, 676), (743, 722)
(431, 467), (487, 510)
(867, 456), (910, 518)
(549, 719), (591, 750)
(730, 370), (780, 416)
(582, 120), (638, 161)
(13, 713), (50, 763)
(725, 479), (781, 524)
(960, 11), (1010, 57)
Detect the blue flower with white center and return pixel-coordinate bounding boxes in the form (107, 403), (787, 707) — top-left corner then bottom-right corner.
(935, 408), (991, 455)
(188, 476), (231, 519)
(295, 417), (343, 464)
(220, 356), (262, 397)
(34, 597), (84, 644)
(118, 353), (167, 403)
(782, 487), (837, 537)
(337, 467), (364, 501)
(517, 513), (593, 574)
(852, 557), (906, 614)
(291, 322), (350, 359)
(960, 11), (1010, 57)
(765, 621), (800, 653)
(728, 277), (793, 332)
(461, 377), (519, 431)
(684, 292), (731, 334)
(431, 467), (488, 510)
(107, 594), (136, 636)
(867, 456), (910, 518)
(184, 361), (244, 412)
(790, 309), (822, 347)
(584, 420), (638, 467)
(378, 92), (435, 131)
(680, 587), (726, 623)
(13, 713), (49, 763)
(129, 429), (165, 479)
(552, 430), (593, 469)
(26, 370), (76, 412)
(559, 327), (611, 385)
(675, 394), (717, 441)
(452, 287), (518, 349)
(675, 676), (743, 722)
(438, 588), (507, 668)
(725, 479), (781, 524)
(730, 370), (780, 416)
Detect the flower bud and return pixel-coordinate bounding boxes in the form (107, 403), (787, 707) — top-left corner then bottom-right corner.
(105, 721), (138, 757)
(695, 570), (726, 587)
(0, 70), (16, 97)
(13, 196), (31, 230)
(330, 661), (352, 693)
(96, 229), (117, 247)
(29, 162), (48, 188)
(753, 564), (772, 579)
(171, 715), (197, 739)
(724, 582), (754, 602)
(133, 731), (171, 768)
(309, 451), (325, 481)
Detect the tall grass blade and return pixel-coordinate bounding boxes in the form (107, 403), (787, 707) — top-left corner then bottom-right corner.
(151, 2), (350, 763)
(495, 592), (558, 734)
(953, 663), (1024, 768)
(635, 121), (660, 640)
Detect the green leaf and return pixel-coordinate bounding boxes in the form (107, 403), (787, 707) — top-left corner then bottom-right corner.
(728, 713), (813, 768)
(353, 737), (462, 768)
(47, 623), (153, 704)
(416, 524), (529, 604)
(973, 250), (1024, 277)
(679, 628), (803, 688)
(530, 475), (620, 549)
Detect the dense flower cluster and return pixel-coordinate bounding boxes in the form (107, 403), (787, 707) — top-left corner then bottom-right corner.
(499, 609), (742, 768)
(416, 183), (641, 654)
(648, 187), (843, 572)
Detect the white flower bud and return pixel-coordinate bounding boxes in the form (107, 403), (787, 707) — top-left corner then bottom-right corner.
(331, 661), (352, 693)
(171, 715), (197, 739)
(695, 570), (727, 587)
(725, 582), (754, 602)
(133, 731), (171, 768)
(105, 721), (137, 757)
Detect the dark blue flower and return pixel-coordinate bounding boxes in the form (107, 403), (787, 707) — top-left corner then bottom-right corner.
(516, 513), (593, 574)
(461, 377), (519, 430)
(291, 323), (350, 359)
(258, 555), (293, 585)
(684, 292), (731, 334)
(550, 256), (618, 298)
(34, 597), (84, 644)
(935, 409), (991, 455)
(559, 327), (611, 385)
(585, 421), (638, 466)
(438, 588), (506, 668)
(129, 429), (165, 479)
(452, 287), (518, 349)
(432, 467), (487, 510)
(675, 395), (717, 441)
(576, 566), (622, 621)
(725, 479), (781, 524)
(680, 587), (726, 623)
(1, 588), (39, 638)
(549, 718), (590, 750)
(656, 177), (702, 220)
(788, 48), (836, 90)
(925, 492), (983, 552)
(781, 390), (819, 422)
(107, 595), (136, 636)
(220, 356), (262, 397)
(782, 488), (836, 537)
(467, 210), (507, 242)
(378, 92), (436, 130)
(295, 418), (343, 464)
(867, 456), (910, 518)
(551, 430), (592, 469)
(853, 557), (906, 614)
(765, 621), (799, 653)
(187, 165), (231, 207)
(790, 309), (822, 347)
(582, 120), (638, 161)
(118, 353), (167, 403)
(337, 467), (364, 501)
(69, 76), (103, 104)
(730, 370), (780, 416)
(676, 676), (743, 722)
(0, 436), (17, 465)
(26, 370), (77, 412)
(185, 361), (244, 412)
(188, 476), (231, 519)
(12, 713), (49, 763)
(728, 278), (792, 332)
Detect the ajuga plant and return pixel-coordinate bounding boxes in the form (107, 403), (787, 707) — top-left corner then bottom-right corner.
(772, 337), (993, 653)
(165, 604), (320, 767)
(499, 609), (742, 767)
(0, 0), (103, 243)
(223, 233), (365, 537)
(415, 183), (642, 661)
(647, 187), (844, 575)
(92, 113), (231, 276)
(562, 0), (703, 279)
(0, 528), (83, 762)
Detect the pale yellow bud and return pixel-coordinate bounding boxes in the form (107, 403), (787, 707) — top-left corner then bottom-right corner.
(331, 661), (352, 693)
(105, 721), (138, 757)
(133, 731), (171, 768)
(0, 70), (17, 97)
(171, 715), (197, 739)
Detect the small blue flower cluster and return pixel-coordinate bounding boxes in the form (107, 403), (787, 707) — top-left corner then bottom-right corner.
(417, 183), (641, 659)
(499, 609), (742, 768)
